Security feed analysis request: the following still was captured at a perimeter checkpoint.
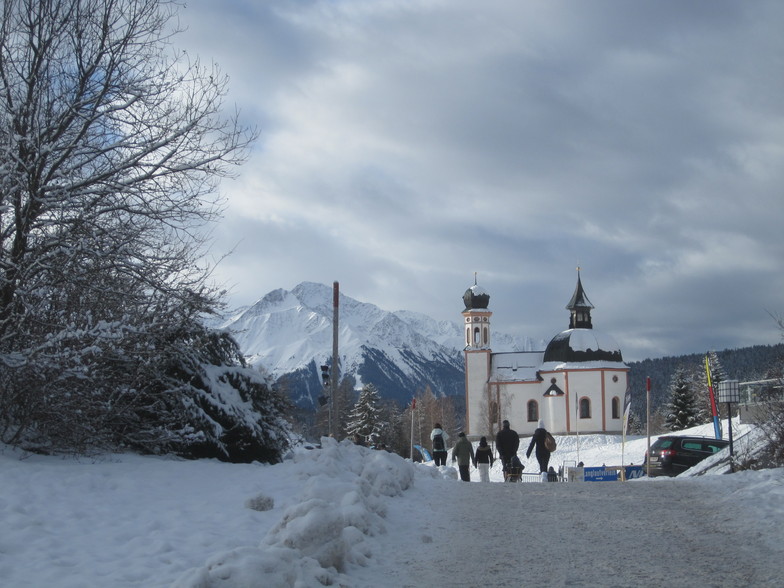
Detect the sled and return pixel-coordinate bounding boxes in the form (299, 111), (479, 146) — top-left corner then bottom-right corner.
(504, 455), (525, 482)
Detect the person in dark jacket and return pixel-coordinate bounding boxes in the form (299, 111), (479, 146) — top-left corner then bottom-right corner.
(451, 432), (475, 482)
(526, 419), (552, 473)
(430, 424), (449, 466)
(474, 436), (494, 482)
(495, 420), (519, 473)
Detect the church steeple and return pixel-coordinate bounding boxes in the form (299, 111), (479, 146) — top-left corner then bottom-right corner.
(461, 274), (491, 349)
(566, 268), (594, 329)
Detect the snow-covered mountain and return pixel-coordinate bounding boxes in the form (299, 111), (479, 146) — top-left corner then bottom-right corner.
(215, 282), (535, 408)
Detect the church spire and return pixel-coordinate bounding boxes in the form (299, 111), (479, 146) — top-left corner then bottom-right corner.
(566, 267), (594, 329)
(461, 275), (491, 349)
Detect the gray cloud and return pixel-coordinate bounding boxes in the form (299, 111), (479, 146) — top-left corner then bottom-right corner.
(181, 0), (784, 362)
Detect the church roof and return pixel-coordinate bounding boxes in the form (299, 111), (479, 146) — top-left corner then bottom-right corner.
(566, 270), (594, 311)
(489, 351), (545, 382)
(463, 282), (490, 311)
(542, 328), (624, 367)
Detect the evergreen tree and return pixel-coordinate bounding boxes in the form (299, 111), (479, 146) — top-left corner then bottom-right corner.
(708, 350), (729, 386)
(664, 368), (701, 431)
(334, 376), (358, 440)
(346, 383), (383, 444)
(688, 364), (712, 424)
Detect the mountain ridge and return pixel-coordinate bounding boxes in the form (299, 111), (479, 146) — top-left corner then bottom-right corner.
(215, 282), (783, 412)
(215, 281), (536, 407)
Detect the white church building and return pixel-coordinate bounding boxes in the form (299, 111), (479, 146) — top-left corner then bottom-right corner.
(463, 271), (629, 438)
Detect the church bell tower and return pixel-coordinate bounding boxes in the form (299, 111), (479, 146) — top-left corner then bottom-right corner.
(462, 274), (492, 349)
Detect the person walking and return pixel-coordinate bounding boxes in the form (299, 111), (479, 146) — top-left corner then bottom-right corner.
(451, 432), (475, 482)
(430, 423), (450, 466)
(526, 419), (552, 473)
(495, 420), (519, 474)
(474, 436), (494, 482)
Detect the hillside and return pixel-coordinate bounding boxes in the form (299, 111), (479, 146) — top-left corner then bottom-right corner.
(627, 343), (784, 417)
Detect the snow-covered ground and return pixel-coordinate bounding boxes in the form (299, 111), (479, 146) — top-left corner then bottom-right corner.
(2, 420), (782, 587)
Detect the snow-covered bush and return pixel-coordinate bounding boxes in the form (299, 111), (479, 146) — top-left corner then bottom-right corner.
(0, 0), (277, 462)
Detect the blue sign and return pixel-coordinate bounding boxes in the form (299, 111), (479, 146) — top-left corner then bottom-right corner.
(624, 465), (645, 479)
(582, 465), (646, 481)
(583, 467), (618, 482)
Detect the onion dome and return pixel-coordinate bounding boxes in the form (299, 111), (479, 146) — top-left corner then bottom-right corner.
(462, 278), (490, 311)
(543, 328), (624, 364)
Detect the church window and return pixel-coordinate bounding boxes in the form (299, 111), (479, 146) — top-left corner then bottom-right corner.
(579, 397), (591, 419)
(527, 400), (538, 422)
(611, 397), (620, 419)
(482, 326), (488, 345)
(473, 326), (481, 345)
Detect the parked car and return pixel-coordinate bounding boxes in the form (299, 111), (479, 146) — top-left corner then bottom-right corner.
(644, 435), (730, 477)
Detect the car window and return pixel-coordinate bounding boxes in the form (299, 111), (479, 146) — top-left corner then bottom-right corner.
(653, 439), (674, 449)
(682, 441), (703, 451)
(705, 444), (725, 453)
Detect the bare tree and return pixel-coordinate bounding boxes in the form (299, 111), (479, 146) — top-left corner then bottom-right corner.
(0, 0), (256, 451)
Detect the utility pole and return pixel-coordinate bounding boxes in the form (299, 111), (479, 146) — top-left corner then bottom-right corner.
(331, 281), (339, 438)
(646, 376), (651, 478)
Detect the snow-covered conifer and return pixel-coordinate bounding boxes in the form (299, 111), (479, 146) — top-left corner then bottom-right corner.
(346, 383), (383, 444)
(664, 368), (701, 431)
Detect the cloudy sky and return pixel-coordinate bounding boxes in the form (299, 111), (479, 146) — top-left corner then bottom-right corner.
(177, 0), (783, 363)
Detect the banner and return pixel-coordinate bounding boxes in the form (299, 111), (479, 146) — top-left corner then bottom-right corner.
(622, 382), (632, 440)
(705, 354), (722, 440)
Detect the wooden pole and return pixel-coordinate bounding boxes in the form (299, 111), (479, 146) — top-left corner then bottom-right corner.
(646, 376), (651, 478)
(331, 281), (339, 437)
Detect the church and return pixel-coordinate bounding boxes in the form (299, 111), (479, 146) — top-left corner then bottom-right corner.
(463, 270), (629, 438)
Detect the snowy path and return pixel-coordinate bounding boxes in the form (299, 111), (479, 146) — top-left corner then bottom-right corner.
(352, 477), (780, 588)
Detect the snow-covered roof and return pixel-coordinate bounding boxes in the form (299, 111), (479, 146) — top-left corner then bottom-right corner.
(462, 282), (490, 311)
(489, 351), (545, 382)
(543, 328), (625, 365)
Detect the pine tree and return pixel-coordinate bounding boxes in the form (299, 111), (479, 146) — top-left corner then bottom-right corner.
(346, 383), (383, 444)
(708, 351), (729, 386)
(334, 376), (358, 440)
(664, 368), (701, 431)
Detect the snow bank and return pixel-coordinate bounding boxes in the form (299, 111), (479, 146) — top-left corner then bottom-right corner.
(173, 438), (438, 587)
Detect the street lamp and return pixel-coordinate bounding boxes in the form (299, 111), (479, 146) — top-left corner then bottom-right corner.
(717, 380), (740, 466)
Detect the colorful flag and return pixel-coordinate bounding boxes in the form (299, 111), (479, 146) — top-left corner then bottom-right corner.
(705, 354), (722, 440)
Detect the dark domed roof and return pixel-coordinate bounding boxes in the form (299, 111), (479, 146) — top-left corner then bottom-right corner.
(463, 283), (490, 311)
(543, 328), (623, 364)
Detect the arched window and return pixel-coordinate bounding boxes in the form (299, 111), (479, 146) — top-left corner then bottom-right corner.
(611, 397), (620, 419)
(579, 397), (591, 419)
(527, 400), (538, 422)
(482, 326), (488, 345)
(473, 326), (481, 345)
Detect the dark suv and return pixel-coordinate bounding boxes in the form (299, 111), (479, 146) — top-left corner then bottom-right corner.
(644, 435), (730, 477)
